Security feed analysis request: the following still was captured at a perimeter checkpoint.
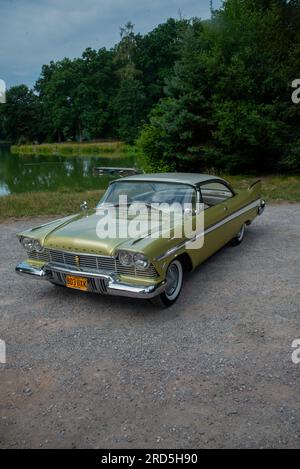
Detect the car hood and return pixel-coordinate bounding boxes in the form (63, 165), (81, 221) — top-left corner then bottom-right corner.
(20, 208), (182, 257)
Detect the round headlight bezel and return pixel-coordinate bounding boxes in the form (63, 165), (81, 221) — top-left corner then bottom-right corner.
(33, 239), (44, 252)
(133, 253), (150, 270)
(118, 250), (133, 267)
(21, 237), (35, 252)
(20, 237), (43, 253)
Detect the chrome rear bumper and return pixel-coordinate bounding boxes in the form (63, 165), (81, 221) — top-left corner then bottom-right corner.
(15, 261), (166, 299)
(258, 199), (266, 215)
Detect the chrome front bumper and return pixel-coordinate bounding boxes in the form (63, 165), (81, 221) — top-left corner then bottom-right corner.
(15, 261), (166, 299)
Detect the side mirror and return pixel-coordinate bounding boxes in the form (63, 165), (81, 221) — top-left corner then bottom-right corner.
(184, 204), (204, 216)
(184, 207), (193, 216)
(80, 201), (88, 212)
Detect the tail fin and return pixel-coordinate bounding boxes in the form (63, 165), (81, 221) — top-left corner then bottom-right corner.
(248, 180), (262, 199)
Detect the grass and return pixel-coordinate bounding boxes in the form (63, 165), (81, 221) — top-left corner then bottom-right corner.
(0, 190), (104, 220)
(11, 141), (129, 156)
(225, 174), (300, 202)
(0, 175), (299, 221)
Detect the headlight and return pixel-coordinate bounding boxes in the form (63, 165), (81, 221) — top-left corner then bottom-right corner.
(133, 253), (149, 270)
(21, 237), (35, 252)
(20, 237), (43, 253)
(33, 239), (44, 252)
(118, 250), (133, 266)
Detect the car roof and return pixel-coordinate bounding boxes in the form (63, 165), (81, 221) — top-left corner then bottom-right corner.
(114, 172), (226, 186)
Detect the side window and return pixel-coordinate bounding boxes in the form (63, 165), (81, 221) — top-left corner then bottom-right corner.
(200, 181), (233, 208)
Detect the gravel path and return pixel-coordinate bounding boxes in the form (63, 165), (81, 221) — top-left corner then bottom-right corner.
(0, 204), (300, 448)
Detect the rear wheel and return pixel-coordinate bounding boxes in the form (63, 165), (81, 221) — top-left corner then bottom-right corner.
(152, 259), (184, 307)
(231, 223), (246, 246)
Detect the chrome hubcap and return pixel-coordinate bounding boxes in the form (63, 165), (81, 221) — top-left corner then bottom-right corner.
(237, 224), (245, 241)
(165, 264), (179, 297)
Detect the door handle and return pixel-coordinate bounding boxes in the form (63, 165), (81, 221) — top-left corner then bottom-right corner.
(223, 205), (228, 212)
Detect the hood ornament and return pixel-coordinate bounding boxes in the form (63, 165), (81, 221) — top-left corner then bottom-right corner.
(80, 201), (88, 214)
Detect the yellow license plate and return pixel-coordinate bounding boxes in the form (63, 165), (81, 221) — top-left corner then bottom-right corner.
(66, 275), (88, 291)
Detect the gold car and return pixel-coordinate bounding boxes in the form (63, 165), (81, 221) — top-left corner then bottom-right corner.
(16, 172), (265, 306)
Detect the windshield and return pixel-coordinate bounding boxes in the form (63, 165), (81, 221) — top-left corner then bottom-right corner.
(98, 181), (196, 207)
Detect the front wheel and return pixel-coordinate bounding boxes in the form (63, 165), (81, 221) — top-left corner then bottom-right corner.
(153, 259), (184, 307)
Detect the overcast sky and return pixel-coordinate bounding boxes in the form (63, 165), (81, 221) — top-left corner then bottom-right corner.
(0, 0), (222, 89)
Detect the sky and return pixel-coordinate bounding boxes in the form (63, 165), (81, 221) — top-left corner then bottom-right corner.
(0, 0), (222, 89)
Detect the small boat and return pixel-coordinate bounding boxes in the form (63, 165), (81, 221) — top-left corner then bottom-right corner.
(93, 166), (143, 177)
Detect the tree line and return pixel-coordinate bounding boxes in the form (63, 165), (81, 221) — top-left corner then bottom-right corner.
(1, 0), (300, 173)
(0, 19), (183, 145)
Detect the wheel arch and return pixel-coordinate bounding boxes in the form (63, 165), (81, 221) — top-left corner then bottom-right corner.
(176, 252), (193, 272)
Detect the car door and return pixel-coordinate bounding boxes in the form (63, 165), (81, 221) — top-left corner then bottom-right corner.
(191, 181), (236, 266)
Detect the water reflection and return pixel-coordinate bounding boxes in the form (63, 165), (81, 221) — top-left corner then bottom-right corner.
(0, 145), (135, 196)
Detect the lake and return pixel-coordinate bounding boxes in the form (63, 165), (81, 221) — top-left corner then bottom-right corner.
(0, 145), (136, 197)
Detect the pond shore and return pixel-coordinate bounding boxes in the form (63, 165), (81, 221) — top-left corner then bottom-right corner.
(11, 141), (133, 156)
(0, 175), (299, 220)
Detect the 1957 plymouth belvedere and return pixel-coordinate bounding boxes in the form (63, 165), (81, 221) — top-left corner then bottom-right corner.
(16, 172), (265, 306)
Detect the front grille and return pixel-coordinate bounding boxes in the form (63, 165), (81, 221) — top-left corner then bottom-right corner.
(29, 248), (159, 279)
(51, 271), (66, 285)
(88, 277), (108, 294)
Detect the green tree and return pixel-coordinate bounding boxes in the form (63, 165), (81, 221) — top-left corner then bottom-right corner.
(0, 19), (190, 145)
(35, 48), (116, 141)
(208, 0), (300, 171)
(36, 59), (76, 142)
(111, 22), (146, 142)
(70, 48), (116, 140)
(112, 78), (146, 142)
(138, 0), (300, 172)
(135, 18), (188, 112)
(137, 19), (213, 171)
(0, 85), (42, 143)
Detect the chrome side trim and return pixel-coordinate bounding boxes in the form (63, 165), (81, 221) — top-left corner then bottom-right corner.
(204, 198), (261, 235)
(156, 240), (187, 261)
(156, 199), (261, 260)
(15, 261), (165, 299)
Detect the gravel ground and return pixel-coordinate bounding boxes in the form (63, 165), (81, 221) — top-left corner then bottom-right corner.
(0, 204), (300, 449)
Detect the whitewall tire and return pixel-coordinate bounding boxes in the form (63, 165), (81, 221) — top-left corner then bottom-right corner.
(153, 259), (184, 307)
(232, 223), (246, 246)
